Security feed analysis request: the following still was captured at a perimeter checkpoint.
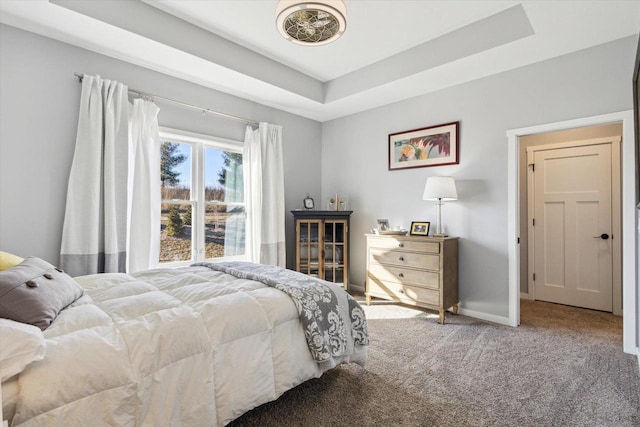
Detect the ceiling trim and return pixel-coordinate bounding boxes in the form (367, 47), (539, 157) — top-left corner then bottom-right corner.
(1, 0), (639, 122)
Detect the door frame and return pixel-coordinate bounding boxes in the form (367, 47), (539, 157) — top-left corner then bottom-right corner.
(526, 138), (622, 314)
(506, 110), (637, 355)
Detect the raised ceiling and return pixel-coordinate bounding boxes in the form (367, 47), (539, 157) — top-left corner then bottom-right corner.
(1, 0), (639, 122)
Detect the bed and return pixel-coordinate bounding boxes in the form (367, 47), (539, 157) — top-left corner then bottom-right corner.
(0, 259), (368, 426)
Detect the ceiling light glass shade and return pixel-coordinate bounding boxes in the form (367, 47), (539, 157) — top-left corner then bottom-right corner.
(423, 177), (458, 201)
(276, 0), (347, 46)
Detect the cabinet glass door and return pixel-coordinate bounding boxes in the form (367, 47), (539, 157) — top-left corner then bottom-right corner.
(298, 220), (321, 278)
(323, 220), (346, 286)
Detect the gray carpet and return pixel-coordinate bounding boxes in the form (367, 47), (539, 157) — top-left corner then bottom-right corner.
(228, 299), (640, 426)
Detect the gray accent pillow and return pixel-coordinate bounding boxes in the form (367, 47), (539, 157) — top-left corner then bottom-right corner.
(0, 257), (84, 330)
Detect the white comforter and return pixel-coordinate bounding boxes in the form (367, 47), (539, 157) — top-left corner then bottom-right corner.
(4, 266), (366, 426)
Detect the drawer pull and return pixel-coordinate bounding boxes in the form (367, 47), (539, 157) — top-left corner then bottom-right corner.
(398, 243), (404, 247)
(398, 288), (404, 294)
(398, 273), (404, 278)
(399, 256), (405, 261)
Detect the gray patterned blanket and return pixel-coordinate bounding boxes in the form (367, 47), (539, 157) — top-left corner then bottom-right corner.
(192, 261), (369, 363)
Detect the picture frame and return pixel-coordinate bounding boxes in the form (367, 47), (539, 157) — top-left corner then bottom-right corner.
(633, 33), (640, 205)
(388, 121), (459, 170)
(409, 221), (430, 236)
(303, 193), (314, 210)
(376, 218), (390, 232)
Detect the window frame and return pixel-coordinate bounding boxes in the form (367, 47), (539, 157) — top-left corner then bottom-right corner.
(159, 127), (245, 267)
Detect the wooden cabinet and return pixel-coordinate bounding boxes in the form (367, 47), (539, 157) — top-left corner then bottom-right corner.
(365, 234), (459, 324)
(292, 210), (352, 288)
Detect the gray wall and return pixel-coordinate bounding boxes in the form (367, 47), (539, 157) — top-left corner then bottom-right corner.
(321, 36), (637, 319)
(0, 24), (321, 269)
(0, 23), (637, 324)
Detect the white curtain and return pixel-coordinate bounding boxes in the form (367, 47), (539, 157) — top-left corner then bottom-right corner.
(61, 75), (161, 276)
(223, 152), (245, 256)
(60, 75), (130, 276)
(243, 122), (286, 267)
(127, 98), (161, 273)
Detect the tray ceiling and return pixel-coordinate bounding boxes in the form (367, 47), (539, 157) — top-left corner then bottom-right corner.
(1, 0), (638, 122)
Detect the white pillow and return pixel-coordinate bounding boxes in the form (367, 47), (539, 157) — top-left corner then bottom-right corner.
(0, 318), (46, 381)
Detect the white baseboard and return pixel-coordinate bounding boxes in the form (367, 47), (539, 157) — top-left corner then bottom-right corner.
(637, 348), (640, 372)
(458, 307), (512, 326)
(520, 292), (532, 300)
(355, 287), (513, 327)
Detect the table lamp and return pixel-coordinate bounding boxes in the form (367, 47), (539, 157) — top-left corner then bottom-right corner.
(422, 177), (457, 237)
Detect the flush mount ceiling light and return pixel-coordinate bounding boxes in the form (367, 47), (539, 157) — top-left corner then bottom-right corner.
(276, 0), (347, 46)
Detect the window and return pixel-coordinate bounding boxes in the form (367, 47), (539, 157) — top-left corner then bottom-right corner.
(159, 128), (245, 266)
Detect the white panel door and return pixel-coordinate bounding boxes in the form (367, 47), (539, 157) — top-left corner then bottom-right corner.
(532, 143), (612, 311)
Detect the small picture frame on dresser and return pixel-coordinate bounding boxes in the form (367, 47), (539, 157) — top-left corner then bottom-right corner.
(376, 219), (390, 231)
(409, 221), (430, 236)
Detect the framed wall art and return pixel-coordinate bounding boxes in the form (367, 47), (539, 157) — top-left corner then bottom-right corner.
(388, 121), (459, 170)
(633, 33), (639, 205)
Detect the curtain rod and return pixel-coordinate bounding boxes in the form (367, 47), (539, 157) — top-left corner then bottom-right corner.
(74, 72), (259, 127)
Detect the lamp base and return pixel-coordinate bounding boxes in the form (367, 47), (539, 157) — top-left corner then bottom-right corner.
(432, 233), (448, 238)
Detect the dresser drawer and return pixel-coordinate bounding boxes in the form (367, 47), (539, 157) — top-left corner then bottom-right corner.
(367, 236), (440, 254)
(369, 248), (440, 270)
(367, 263), (439, 289)
(367, 280), (440, 307)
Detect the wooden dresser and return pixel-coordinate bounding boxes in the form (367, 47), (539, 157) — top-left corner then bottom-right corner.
(365, 234), (459, 324)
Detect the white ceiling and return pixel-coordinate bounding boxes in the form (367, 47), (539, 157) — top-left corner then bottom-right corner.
(145, 0), (521, 82)
(1, 0), (639, 122)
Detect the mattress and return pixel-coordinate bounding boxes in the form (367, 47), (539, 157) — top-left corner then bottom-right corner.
(2, 265), (367, 426)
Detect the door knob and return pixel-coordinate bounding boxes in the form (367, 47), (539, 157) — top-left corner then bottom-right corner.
(593, 233), (610, 240)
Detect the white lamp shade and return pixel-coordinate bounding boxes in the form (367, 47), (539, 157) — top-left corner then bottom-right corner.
(423, 177), (457, 201)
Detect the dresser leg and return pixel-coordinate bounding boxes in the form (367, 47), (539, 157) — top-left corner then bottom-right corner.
(439, 310), (445, 324)
(366, 295), (371, 306)
(452, 304), (459, 315)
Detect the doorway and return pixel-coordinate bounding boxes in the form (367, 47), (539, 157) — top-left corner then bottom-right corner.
(525, 136), (621, 313)
(506, 110), (637, 355)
